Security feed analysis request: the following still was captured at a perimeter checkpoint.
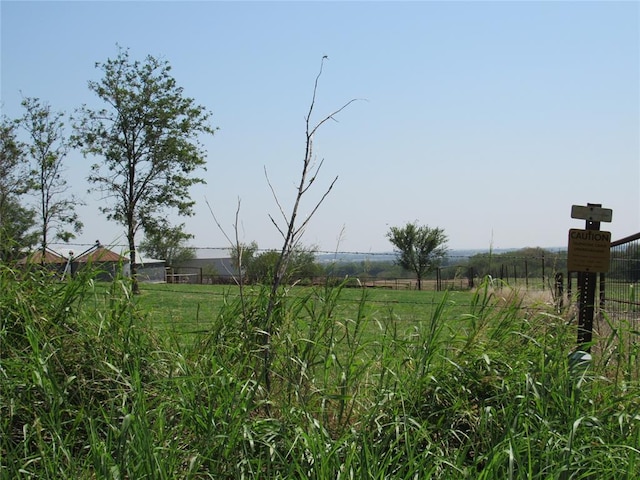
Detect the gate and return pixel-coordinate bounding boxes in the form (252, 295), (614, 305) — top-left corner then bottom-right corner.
(603, 232), (640, 323)
(601, 232), (640, 377)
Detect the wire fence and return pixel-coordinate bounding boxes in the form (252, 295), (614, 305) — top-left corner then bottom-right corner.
(159, 253), (566, 292)
(602, 232), (640, 327)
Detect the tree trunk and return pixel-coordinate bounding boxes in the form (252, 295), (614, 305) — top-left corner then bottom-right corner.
(128, 226), (139, 294)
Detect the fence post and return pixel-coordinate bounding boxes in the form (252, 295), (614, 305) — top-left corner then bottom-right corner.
(555, 272), (564, 312)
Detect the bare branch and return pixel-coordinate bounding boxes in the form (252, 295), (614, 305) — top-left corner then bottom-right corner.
(264, 166), (289, 225)
(294, 174), (338, 238)
(258, 55), (358, 394)
(268, 213), (286, 239)
(204, 196), (246, 292)
(309, 98), (360, 139)
(300, 158), (324, 196)
(204, 196), (235, 247)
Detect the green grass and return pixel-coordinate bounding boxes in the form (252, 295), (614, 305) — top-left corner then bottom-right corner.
(137, 282), (485, 340)
(2, 267), (639, 479)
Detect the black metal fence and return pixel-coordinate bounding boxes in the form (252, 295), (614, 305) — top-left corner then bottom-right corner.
(570, 232), (640, 380)
(602, 232), (640, 326)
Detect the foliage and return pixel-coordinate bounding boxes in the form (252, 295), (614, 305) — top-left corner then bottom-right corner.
(387, 221), (448, 290)
(0, 116), (29, 197)
(229, 242), (321, 284)
(324, 259), (410, 280)
(20, 96), (83, 252)
(0, 197), (39, 263)
(248, 246), (321, 284)
(138, 220), (195, 266)
(73, 46), (216, 292)
(0, 116), (38, 262)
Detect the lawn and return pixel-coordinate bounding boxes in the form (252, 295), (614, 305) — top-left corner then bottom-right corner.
(136, 282), (473, 329)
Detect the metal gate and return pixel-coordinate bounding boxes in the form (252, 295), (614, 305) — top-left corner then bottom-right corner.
(600, 232), (640, 378)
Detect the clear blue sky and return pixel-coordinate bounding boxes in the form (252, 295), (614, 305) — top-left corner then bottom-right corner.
(2, 1), (639, 254)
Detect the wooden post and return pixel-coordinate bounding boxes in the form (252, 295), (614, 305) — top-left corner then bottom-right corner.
(555, 272), (564, 312)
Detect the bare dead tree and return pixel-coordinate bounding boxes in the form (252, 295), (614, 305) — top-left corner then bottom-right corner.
(205, 197), (250, 325)
(206, 57), (358, 394)
(261, 57), (358, 391)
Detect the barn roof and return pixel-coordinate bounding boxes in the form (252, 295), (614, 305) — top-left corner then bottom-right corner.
(75, 246), (128, 263)
(17, 248), (68, 265)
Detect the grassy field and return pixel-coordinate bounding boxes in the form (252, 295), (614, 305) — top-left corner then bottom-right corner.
(2, 267), (639, 478)
(136, 283), (476, 336)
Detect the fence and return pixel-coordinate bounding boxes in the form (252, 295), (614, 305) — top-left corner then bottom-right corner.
(602, 232), (640, 326)
(163, 257), (564, 292)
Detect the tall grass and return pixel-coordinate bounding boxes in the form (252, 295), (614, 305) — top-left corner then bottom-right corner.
(1, 266), (638, 478)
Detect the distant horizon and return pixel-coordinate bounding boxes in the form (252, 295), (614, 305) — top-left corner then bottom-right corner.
(43, 241), (570, 261)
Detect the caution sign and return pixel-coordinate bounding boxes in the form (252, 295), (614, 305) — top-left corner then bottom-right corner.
(567, 229), (611, 273)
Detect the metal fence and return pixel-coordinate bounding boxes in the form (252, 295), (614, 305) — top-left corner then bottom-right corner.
(586, 232), (640, 379)
(602, 232), (640, 325)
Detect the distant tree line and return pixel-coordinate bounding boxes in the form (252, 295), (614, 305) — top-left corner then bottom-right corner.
(465, 247), (567, 281)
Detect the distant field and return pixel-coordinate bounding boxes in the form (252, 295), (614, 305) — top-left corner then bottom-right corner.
(138, 282), (466, 320)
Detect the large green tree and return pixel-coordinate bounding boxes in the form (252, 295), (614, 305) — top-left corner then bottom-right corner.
(73, 47), (215, 292)
(386, 222), (448, 290)
(20, 97), (83, 257)
(0, 116), (38, 262)
(247, 246), (320, 284)
(139, 220), (195, 266)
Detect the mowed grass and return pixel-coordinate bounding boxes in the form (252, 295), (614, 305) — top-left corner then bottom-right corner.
(3, 268), (639, 479)
(138, 282), (493, 331)
(136, 282), (498, 351)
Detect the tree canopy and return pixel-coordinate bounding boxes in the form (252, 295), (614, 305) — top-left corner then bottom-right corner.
(73, 46), (216, 292)
(386, 222), (448, 290)
(20, 97), (83, 254)
(0, 116), (38, 262)
(139, 220), (195, 266)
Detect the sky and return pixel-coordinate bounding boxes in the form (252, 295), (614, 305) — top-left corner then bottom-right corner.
(2, 0), (639, 255)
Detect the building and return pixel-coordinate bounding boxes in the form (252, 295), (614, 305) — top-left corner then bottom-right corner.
(73, 243), (129, 281)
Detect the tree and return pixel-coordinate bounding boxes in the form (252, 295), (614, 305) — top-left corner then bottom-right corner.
(0, 116), (38, 262)
(139, 220), (195, 266)
(20, 97), (83, 257)
(73, 47), (216, 293)
(244, 245), (319, 284)
(0, 197), (39, 263)
(229, 241), (259, 278)
(257, 57), (356, 391)
(386, 222), (448, 290)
